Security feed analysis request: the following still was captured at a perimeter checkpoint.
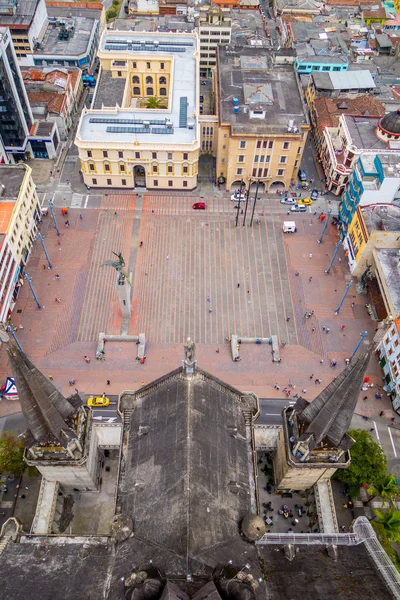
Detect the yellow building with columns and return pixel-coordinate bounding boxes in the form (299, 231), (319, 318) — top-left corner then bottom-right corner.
(75, 31), (200, 190)
(216, 47), (309, 192)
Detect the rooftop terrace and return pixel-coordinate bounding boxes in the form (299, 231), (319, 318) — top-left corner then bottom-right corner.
(0, 165), (27, 201)
(35, 17), (96, 57)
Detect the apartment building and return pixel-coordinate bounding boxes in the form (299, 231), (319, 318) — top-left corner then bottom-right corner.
(0, 0), (47, 62)
(75, 31), (200, 190)
(195, 4), (232, 78)
(216, 46), (309, 192)
(0, 164), (41, 322)
(377, 318), (400, 413)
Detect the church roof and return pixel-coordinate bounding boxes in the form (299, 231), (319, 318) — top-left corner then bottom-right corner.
(294, 346), (373, 451)
(115, 368), (258, 581)
(6, 344), (82, 445)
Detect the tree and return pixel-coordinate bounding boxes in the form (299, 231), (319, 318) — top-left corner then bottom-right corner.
(367, 474), (400, 506)
(335, 429), (387, 498)
(146, 96), (163, 109)
(374, 507), (400, 542)
(106, 7), (117, 21)
(0, 432), (25, 476)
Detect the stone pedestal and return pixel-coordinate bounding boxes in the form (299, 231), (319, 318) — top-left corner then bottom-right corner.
(116, 272), (131, 320)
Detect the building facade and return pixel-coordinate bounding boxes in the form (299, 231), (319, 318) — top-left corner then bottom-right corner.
(75, 31), (200, 190)
(216, 47), (309, 192)
(377, 319), (400, 412)
(195, 4), (232, 78)
(0, 164), (41, 322)
(0, 0), (47, 62)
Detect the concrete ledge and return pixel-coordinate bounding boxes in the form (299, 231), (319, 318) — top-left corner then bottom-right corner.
(97, 332), (145, 360)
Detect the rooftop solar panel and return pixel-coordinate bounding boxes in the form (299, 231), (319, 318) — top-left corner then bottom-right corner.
(179, 97), (188, 128)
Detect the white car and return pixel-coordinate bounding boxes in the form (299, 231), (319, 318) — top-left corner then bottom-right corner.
(231, 193), (246, 202)
(280, 197), (296, 205)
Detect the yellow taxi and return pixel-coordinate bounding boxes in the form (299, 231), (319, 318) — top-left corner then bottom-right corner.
(297, 198), (313, 206)
(87, 396), (110, 407)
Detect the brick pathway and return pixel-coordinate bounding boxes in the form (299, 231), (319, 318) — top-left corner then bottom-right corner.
(0, 193), (391, 420)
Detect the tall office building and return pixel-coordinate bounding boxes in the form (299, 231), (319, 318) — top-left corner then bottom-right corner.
(0, 27), (33, 157)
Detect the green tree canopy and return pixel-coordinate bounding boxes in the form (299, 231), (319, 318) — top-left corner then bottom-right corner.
(146, 96), (163, 109)
(335, 429), (387, 498)
(0, 432), (25, 476)
(374, 507), (400, 542)
(367, 474), (400, 506)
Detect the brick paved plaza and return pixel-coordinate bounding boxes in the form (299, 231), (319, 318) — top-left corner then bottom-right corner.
(0, 193), (387, 416)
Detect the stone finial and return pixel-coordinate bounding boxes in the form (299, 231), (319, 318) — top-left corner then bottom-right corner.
(183, 337), (196, 374)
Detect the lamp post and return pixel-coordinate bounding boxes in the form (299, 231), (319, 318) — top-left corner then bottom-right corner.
(335, 279), (353, 315)
(348, 331), (368, 362)
(243, 180), (250, 227)
(48, 199), (60, 236)
(249, 179), (260, 227)
(37, 232), (52, 269)
(6, 325), (24, 354)
(317, 207), (332, 244)
(235, 178), (244, 228)
(325, 231), (345, 275)
(24, 273), (42, 309)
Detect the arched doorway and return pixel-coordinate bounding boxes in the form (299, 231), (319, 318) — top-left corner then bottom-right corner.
(134, 165), (146, 188)
(249, 181), (265, 193)
(230, 180), (246, 192)
(268, 180), (285, 193)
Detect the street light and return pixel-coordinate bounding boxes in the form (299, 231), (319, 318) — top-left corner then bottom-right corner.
(37, 231), (52, 269)
(335, 279), (353, 315)
(24, 273), (42, 309)
(48, 198), (60, 236)
(348, 331), (368, 362)
(325, 230), (346, 275)
(317, 207), (332, 244)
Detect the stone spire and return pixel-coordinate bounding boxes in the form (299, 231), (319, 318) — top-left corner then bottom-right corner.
(6, 341), (82, 447)
(293, 345), (374, 455)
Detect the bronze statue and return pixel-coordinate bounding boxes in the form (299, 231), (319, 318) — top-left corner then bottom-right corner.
(103, 251), (131, 284)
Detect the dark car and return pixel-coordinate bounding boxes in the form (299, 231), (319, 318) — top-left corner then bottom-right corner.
(298, 169), (307, 182)
(310, 189), (318, 200)
(192, 202), (206, 210)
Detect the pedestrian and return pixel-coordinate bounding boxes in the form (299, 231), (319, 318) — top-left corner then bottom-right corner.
(363, 396), (368, 401)
(309, 253), (313, 259)
(341, 525), (346, 531)
(322, 325), (326, 330)
(84, 355), (90, 363)
(312, 327), (316, 332)
(207, 296), (211, 302)
(152, 209), (155, 214)
(209, 307), (213, 313)
(43, 264), (46, 270)
(55, 297), (61, 303)
(166, 254), (169, 260)
(80, 214), (83, 220)
(295, 271), (299, 276)
(106, 380), (110, 385)
(140, 241), (143, 247)
(216, 348), (220, 353)
(369, 428), (374, 432)
(391, 417), (396, 423)
(320, 359), (324, 363)
(237, 283), (240, 288)
(351, 302), (355, 308)
(310, 310), (314, 316)
(74, 388), (78, 394)
(274, 383), (280, 389)
(66, 179), (69, 185)
(114, 211), (118, 216)
(25, 485), (29, 490)
(341, 325), (346, 330)
(286, 317), (290, 322)
(326, 327), (330, 333)
(338, 257), (342, 263)
(313, 210), (317, 215)
(380, 411), (384, 417)
(345, 358), (350, 364)
(48, 375), (53, 380)
(302, 389), (307, 394)
(55, 274), (60, 280)
(309, 276), (312, 282)
(57, 239), (61, 245)
(310, 374), (314, 379)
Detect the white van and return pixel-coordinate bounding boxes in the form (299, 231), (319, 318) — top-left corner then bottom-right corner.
(283, 221), (297, 233)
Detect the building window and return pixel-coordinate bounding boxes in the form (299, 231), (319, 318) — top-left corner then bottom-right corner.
(146, 62), (151, 69)
(118, 151), (123, 158)
(133, 62), (137, 68)
(183, 152), (188, 160)
(168, 152), (173, 160)
(236, 168), (243, 175)
(239, 140), (246, 149)
(105, 163), (110, 171)
(154, 180), (158, 186)
(92, 178), (97, 184)
(146, 76), (153, 84)
(152, 165), (158, 173)
(183, 181), (188, 187)
(103, 150), (108, 158)
(183, 166), (188, 174)
(117, 71), (122, 77)
(107, 178), (112, 185)
(146, 87), (153, 95)
(279, 156), (287, 164)
(297, 146), (302, 154)
(168, 165), (173, 174)
(258, 168), (263, 177)
(263, 141), (268, 149)
(238, 155), (244, 162)
(135, 152), (140, 159)
(277, 169), (285, 176)
(254, 155), (259, 162)
(260, 156), (265, 163)
(160, 88), (167, 96)
(122, 179), (126, 185)
(160, 76), (167, 84)
(132, 76), (140, 83)
(120, 164), (125, 172)
(283, 142), (290, 150)
(133, 87), (140, 95)
(87, 150), (92, 158)
(263, 168), (268, 177)
(160, 62), (164, 69)
(252, 168), (257, 176)
(152, 152), (157, 159)
(168, 180), (173, 187)
(257, 141), (261, 148)
(89, 163), (95, 171)
(268, 141), (273, 149)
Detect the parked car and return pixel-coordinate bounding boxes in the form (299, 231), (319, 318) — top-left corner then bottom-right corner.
(298, 169), (307, 182)
(87, 396), (110, 407)
(310, 189), (318, 200)
(298, 198), (313, 206)
(230, 193), (246, 202)
(280, 197), (296, 205)
(192, 202), (206, 210)
(291, 204), (307, 212)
